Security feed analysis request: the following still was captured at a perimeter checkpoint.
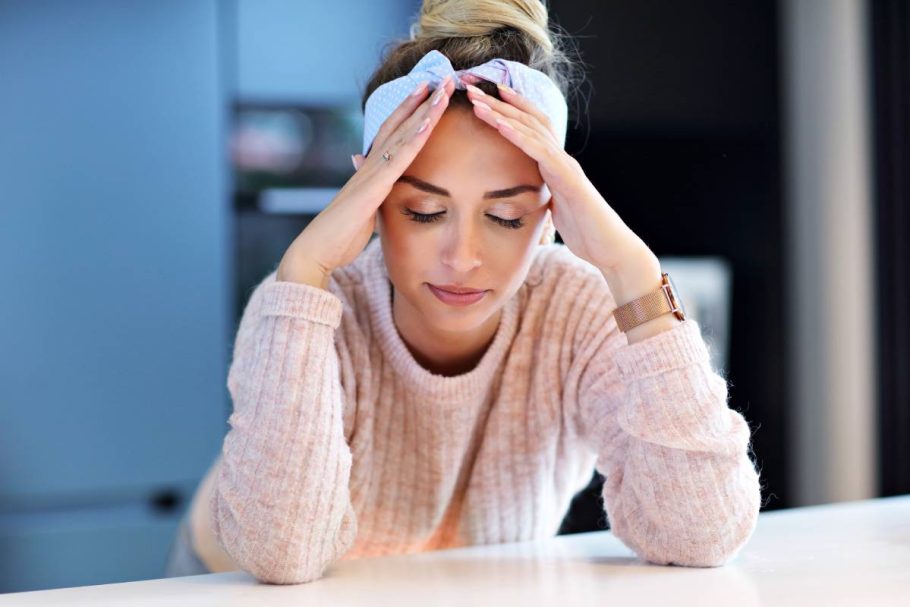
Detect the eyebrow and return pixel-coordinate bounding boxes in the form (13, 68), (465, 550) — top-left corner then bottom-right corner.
(396, 175), (542, 199)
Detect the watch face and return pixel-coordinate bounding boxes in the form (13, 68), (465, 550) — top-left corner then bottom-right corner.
(665, 273), (687, 318)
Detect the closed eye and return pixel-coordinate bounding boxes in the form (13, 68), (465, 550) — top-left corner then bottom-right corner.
(402, 209), (524, 230)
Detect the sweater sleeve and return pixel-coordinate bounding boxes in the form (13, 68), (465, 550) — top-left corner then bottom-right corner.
(563, 273), (762, 567)
(210, 272), (358, 584)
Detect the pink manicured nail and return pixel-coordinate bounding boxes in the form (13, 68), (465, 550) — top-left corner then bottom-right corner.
(411, 80), (428, 97)
(416, 117), (430, 134)
(432, 86), (446, 106)
(495, 118), (513, 130)
(472, 100), (491, 113)
(466, 84), (485, 97)
(496, 83), (515, 95)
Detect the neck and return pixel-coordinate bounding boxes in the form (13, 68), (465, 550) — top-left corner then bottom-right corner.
(390, 282), (502, 377)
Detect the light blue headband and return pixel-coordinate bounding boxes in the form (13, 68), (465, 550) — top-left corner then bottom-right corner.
(362, 49), (568, 157)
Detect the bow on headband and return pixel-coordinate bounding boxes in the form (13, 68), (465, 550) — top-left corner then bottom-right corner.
(362, 49), (568, 156)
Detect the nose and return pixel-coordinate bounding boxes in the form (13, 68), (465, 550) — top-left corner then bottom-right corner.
(440, 220), (481, 274)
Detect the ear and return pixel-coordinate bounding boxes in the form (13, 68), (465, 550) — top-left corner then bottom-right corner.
(372, 208), (383, 237)
(538, 210), (555, 245)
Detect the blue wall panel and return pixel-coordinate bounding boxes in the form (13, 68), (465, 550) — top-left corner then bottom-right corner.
(0, 0), (230, 591)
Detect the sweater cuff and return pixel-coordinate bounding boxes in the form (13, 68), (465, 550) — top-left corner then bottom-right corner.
(260, 280), (343, 327)
(613, 318), (712, 383)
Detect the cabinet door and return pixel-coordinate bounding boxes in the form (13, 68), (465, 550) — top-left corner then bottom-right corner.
(0, 0), (228, 591)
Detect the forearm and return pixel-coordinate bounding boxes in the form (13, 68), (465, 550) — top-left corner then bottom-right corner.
(604, 323), (761, 566)
(213, 281), (356, 584)
(604, 439), (761, 567)
(276, 258), (330, 291)
(598, 250), (682, 345)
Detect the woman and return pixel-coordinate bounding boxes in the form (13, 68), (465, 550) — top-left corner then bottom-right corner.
(166, 0), (762, 584)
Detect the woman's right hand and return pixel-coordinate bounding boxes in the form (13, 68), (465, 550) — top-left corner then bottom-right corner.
(276, 75), (456, 289)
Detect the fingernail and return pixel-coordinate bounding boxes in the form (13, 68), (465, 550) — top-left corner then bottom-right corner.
(432, 85), (446, 106)
(466, 84), (484, 96)
(351, 154), (357, 169)
(472, 100), (491, 113)
(496, 83), (514, 95)
(411, 80), (428, 97)
(417, 117), (430, 134)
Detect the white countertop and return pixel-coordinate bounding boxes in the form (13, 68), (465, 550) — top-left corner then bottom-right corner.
(3, 495), (908, 606)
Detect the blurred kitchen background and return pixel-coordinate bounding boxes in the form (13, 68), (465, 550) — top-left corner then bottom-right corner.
(0, 0), (907, 594)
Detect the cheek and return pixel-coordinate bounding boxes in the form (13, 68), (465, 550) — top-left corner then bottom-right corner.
(378, 218), (426, 280)
(482, 231), (539, 279)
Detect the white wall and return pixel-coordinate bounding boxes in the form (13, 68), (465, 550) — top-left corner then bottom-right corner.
(780, 0), (878, 506)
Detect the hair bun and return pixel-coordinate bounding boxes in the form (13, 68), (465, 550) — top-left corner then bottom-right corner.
(411, 0), (553, 57)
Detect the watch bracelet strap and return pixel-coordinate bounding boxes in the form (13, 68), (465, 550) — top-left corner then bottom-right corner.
(612, 279), (674, 333)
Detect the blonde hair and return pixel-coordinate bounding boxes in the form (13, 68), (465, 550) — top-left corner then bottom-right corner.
(362, 0), (586, 116)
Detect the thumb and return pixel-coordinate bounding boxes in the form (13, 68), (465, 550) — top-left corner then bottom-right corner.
(351, 153), (365, 171)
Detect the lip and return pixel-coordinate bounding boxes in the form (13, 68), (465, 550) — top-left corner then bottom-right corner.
(431, 283), (486, 294)
(427, 283), (489, 306)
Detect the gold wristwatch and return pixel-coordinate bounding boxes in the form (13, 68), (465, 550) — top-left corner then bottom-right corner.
(612, 272), (687, 333)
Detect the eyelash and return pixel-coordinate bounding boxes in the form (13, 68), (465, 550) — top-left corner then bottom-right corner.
(403, 209), (525, 230)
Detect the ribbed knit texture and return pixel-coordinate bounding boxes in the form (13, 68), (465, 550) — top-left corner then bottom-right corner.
(210, 237), (762, 584)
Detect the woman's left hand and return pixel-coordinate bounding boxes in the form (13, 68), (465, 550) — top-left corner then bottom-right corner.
(464, 83), (663, 303)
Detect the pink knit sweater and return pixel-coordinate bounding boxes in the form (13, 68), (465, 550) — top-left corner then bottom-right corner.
(210, 237), (762, 584)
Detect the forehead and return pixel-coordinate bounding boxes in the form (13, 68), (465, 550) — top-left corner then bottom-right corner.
(405, 107), (542, 187)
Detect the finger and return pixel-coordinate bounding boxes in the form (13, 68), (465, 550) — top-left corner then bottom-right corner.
(465, 83), (558, 145)
(368, 79), (431, 155)
(370, 75), (452, 161)
(470, 101), (556, 165)
(369, 75), (453, 177)
(470, 98), (540, 140)
(495, 84), (556, 134)
(352, 153), (365, 171)
(459, 72), (483, 86)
